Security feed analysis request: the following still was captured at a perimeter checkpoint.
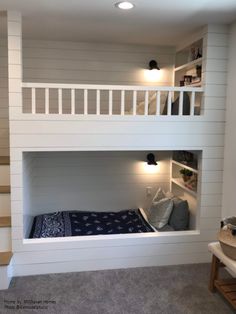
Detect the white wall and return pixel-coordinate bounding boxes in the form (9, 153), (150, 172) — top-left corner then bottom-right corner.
(222, 21), (236, 218)
(0, 12), (9, 156)
(22, 40), (174, 85)
(21, 40), (175, 114)
(23, 153), (34, 238)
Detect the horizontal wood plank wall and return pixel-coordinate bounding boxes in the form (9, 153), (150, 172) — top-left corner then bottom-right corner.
(22, 40), (175, 114)
(23, 151), (171, 219)
(222, 22), (236, 218)
(22, 153), (34, 238)
(22, 40), (175, 85)
(0, 13), (9, 156)
(8, 21), (228, 276)
(201, 24), (228, 237)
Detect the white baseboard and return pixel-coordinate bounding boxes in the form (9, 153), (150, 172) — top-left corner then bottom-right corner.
(12, 251), (211, 277)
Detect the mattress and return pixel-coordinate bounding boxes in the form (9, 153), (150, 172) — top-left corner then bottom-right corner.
(29, 209), (154, 238)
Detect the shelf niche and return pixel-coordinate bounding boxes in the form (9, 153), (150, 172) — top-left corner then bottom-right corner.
(174, 38), (203, 88)
(171, 150), (201, 230)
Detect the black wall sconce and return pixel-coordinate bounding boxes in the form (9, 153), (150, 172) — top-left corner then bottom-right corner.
(146, 153), (157, 165)
(149, 60), (160, 71)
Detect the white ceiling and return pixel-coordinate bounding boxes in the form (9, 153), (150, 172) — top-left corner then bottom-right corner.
(0, 0), (236, 45)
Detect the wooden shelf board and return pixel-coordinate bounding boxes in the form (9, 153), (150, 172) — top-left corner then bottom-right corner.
(0, 186), (10, 194)
(0, 216), (11, 227)
(172, 160), (198, 173)
(174, 58), (202, 72)
(0, 156), (10, 165)
(184, 81), (202, 87)
(171, 178), (197, 197)
(0, 251), (12, 266)
(215, 279), (236, 309)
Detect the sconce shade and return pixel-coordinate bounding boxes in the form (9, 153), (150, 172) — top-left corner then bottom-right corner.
(149, 60), (160, 70)
(147, 153), (157, 165)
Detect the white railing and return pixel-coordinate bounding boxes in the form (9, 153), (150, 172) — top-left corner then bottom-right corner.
(22, 82), (203, 116)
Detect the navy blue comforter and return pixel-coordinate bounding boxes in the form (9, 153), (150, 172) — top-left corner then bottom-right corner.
(30, 209), (154, 238)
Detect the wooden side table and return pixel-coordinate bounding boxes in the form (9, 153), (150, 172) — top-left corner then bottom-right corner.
(208, 242), (236, 310)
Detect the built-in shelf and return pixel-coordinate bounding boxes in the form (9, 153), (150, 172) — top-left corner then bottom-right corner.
(171, 178), (197, 197)
(172, 160), (198, 174)
(174, 57), (203, 72)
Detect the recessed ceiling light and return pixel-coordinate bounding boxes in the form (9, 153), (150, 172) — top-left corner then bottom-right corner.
(115, 2), (135, 10)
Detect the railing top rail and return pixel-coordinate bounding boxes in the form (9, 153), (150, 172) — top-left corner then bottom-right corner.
(22, 82), (204, 92)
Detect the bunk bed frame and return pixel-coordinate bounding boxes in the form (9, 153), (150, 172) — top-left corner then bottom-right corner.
(2, 11), (228, 286)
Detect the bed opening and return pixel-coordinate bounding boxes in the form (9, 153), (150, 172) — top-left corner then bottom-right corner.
(23, 150), (202, 240)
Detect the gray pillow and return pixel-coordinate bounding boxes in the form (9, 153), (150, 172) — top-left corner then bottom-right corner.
(158, 224), (175, 232)
(169, 197), (189, 231)
(148, 198), (173, 229)
(162, 92), (190, 115)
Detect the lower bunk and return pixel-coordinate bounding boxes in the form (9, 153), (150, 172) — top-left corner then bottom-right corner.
(29, 189), (190, 239)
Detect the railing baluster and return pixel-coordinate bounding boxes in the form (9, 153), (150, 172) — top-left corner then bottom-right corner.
(45, 88), (49, 114)
(71, 89), (75, 114)
(121, 90), (125, 115)
(84, 89), (88, 115)
(144, 91), (149, 115)
(58, 88), (62, 114)
(167, 91), (172, 115)
(109, 90), (113, 115)
(156, 91), (161, 115)
(133, 90), (137, 115)
(22, 83), (203, 118)
(190, 91), (195, 116)
(179, 91), (183, 116)
(31, 88), (36, 114)
(96, 89), (100, 115)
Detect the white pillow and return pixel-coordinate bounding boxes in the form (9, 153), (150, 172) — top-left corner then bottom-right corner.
(127, 92), (157, 115)
(148, 198), (174, 229)
(152, 187), (166, 202)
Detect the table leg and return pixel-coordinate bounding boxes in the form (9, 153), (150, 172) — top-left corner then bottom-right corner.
(209, 254), (220, 292)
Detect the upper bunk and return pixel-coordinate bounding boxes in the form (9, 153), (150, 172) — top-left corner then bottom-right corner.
(20, 37), (204, 121)
(5, 12), (227, 151)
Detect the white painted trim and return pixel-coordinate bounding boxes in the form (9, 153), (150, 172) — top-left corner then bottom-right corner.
(22, 82), (203, 93)
(12, 251), (211, 277)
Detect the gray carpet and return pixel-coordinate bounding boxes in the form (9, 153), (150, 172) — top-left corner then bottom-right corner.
(0, 263), (234, 314)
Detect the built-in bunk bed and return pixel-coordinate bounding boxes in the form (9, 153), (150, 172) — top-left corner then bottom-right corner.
(29, 187), (190, 238)
(4, 11), (228, 284)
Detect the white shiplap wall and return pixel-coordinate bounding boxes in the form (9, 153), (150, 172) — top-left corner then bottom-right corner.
(222, 21), (236, 218)
(7, 16), (228, 277)
(0, 13), (9, 156)
(201, 25), (228, 233)
(21, 40), (175, 114)
(22, 152), (34, 238)
(22, 40), (175, 86)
